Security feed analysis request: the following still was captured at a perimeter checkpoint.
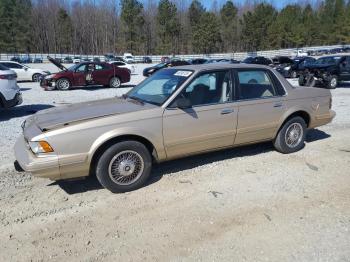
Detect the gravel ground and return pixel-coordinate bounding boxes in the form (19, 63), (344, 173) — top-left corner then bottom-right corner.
(0, 64), (349, 261)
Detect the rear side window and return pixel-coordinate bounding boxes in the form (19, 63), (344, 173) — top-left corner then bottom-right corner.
(237, 70), (277, 100)
(0, 64), (9, 70)
(5, 62), (22, 69)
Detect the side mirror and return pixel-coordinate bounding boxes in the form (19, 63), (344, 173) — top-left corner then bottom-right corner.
(24, 67), (28, 71)
(175, 97), (192, 109)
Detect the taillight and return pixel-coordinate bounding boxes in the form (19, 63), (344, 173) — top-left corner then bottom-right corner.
(0, 74), (17, 80)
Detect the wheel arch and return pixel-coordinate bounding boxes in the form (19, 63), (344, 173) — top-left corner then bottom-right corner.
(275, 110), (311, 138)
(88, 134), (158, 176)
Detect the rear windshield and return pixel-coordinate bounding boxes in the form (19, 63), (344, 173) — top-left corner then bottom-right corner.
(0, 64), (9, 70)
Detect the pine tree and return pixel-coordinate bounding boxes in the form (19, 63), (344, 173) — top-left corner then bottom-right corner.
(121, 0), (145, 53)
(57, 8), (73, 53)
(156, 0), (180, 54)
(192, 12), (221, 54)
(220, 1), (238, 52)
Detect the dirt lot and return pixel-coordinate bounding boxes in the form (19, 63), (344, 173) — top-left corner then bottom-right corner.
(0, 64), (349, 261)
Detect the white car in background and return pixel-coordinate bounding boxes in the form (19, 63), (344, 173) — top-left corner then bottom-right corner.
(73, 56), (81, 64)
(0, 61), (49, 82)
(0, 64), (22, 108)
(291, 49), (308, 57)
(110, 61), (136, 74)
(123, 53), (135, 63)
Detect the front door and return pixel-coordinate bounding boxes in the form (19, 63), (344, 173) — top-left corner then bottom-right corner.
(234, 69), (287, 145)
(163, 70), (238, 159)
(92, 63), (111, 85)
(73, 64), (87, 86)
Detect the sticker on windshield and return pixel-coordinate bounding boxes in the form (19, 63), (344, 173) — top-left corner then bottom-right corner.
(174, 71), (192, 77)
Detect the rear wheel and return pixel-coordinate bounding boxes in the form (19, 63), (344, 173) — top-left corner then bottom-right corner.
(273, 116), (307, 154)
(95, 141), (152, 193)
(326, 75), (338, 89)
(56, 78), (71, 91)
(32, 73), (41, 82)
(109, 77), (121, 88)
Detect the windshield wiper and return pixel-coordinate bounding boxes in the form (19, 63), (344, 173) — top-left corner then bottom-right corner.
(128, 96), (145, 105)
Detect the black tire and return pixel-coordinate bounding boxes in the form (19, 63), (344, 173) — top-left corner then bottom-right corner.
(32, 73), (42, 82)
(326, 75), (338, 89)
(305, 75), (316, 87)
(273, 116), (307, 154)
(298, 75), (306, 86)
(109, 76), (121, 88)
(95, 141), (152, 193)
(56, 78), (71, 91)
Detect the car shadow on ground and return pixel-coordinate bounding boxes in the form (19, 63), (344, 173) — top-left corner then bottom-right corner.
(0, 104), (54, 121)
(54, 128), (331, 195)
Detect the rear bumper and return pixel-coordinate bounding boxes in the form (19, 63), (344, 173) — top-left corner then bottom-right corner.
(1, 91), (22, 108)
(311, 110), (336, 128)
(14, 135), (61, 180)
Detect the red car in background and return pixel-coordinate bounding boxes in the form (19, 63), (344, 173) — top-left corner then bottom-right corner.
(40, 56), (130, 91)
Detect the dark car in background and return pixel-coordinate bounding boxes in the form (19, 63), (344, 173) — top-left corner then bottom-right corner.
(63, 56), (73, 63)
(299, 55), (350, 89)
(40, 56), (130, 90)
(142, 56), (153, 63)
(143, 60), (190, 77)
(274, 56), (316, 78)
(33, 57), (43, 63)
(242, 56), (272, 66)
(188, 58), (208, 65)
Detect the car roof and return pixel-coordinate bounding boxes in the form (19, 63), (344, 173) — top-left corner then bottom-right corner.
(167, 63), (272, 72)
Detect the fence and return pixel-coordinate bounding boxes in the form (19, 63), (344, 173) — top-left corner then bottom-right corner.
(1, 44), (349, 63)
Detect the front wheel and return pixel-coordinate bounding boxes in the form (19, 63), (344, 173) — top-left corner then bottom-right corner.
(273, 116), (307, 154)
(32, 73), (42, 82)
(109, 77), (121, 88)
(56, 78), (71, 91)
(95, 141), (152, 193)
(326, 75), (338, 89)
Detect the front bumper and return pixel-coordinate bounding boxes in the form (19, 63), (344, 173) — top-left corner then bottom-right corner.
(14, 135), (61, 180)
(40, 78), (56, 91)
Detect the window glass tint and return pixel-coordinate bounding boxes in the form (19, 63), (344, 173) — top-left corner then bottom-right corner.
(0, 64), (9, 70)
(76, 64), (86, 72)
(182, 71), (231, 106)
(238, 70), (276, 100)
(6, 63), (22, 69)
(127, 69), (193, 105)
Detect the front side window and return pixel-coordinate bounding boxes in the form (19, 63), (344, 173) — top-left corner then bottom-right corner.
(180, 71), (232, 106)
(127, 69), (193, 106)
(76, 64), (87, 72)
(238, 70), (277, 100)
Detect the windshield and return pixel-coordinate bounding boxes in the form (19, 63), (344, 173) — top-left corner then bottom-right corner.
(126, 69), (193, 106)
(67, 64), (80, 71)
(155, 63), (167, 68)
(315, 56), (341, 65)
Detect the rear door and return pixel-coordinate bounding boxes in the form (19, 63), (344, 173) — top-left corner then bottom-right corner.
(92, 63), (112, 85)
(339, 56), (350, 80)
(233, 69), (287, 145)
(3, 62), (26, 80)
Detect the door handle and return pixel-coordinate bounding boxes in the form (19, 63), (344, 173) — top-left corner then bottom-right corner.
(274, 102), (283, 108)
(221, 108), (234, 115)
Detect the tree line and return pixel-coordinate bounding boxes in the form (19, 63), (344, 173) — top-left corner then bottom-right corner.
(0, 0), (350, 55)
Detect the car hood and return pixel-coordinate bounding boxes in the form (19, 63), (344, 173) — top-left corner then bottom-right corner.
(33, 97), (155, 131)
(47, 56), (67, 71)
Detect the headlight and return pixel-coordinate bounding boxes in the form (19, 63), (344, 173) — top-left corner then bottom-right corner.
(284, 66), (291, 70)
(29, 141), (54, 154)
(148, 69), (155, 73)
(45, 74), (55, 80)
